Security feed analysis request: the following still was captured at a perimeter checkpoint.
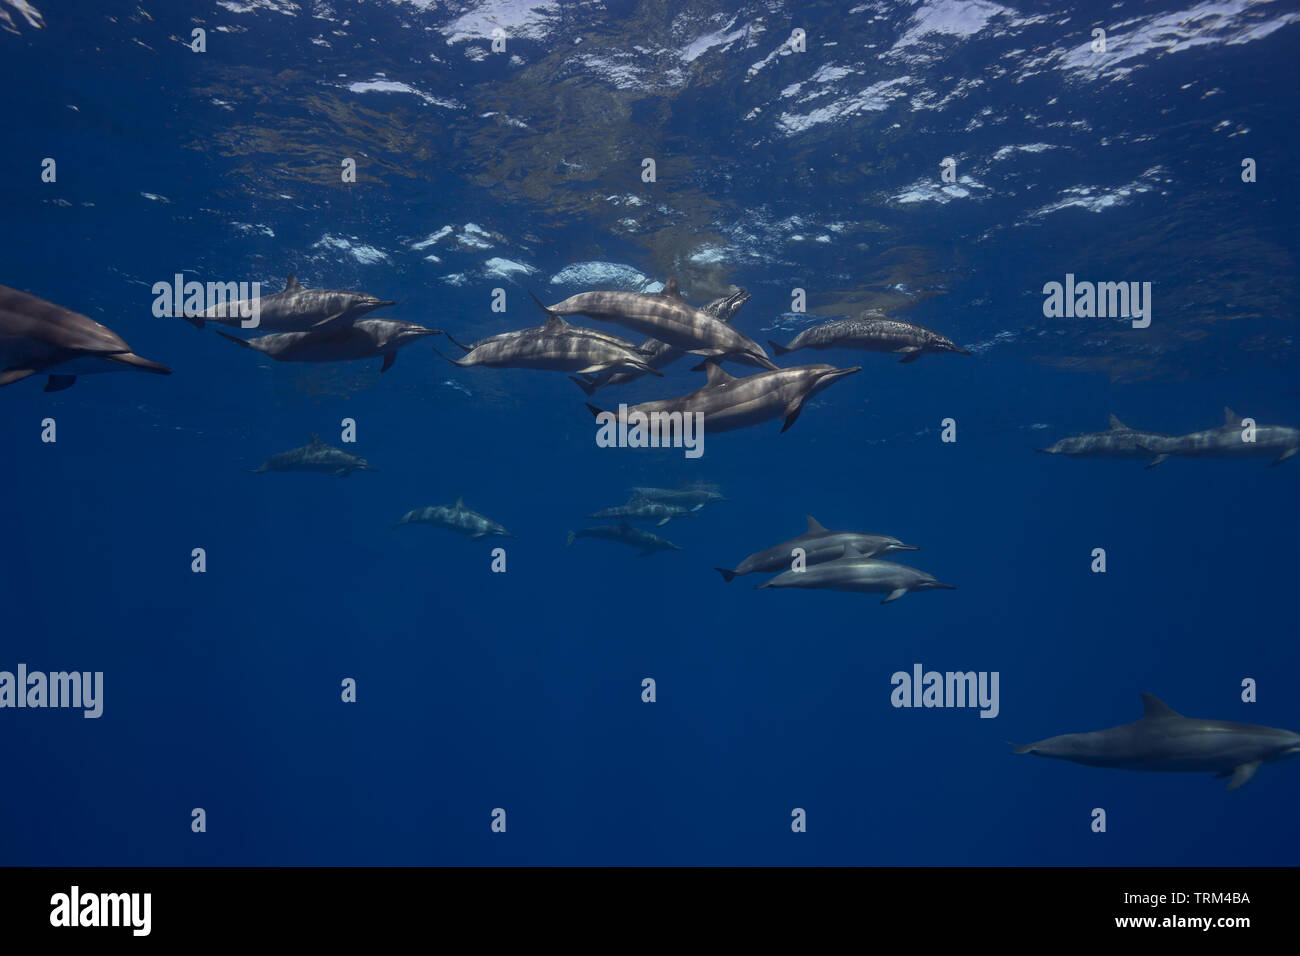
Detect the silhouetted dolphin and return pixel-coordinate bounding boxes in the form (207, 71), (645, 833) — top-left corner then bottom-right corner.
(1139, 407), (1300, 468)
(392, 497), (514, 539)
(716, 515), (919, 582)
(0, 283), (170, 391)
(182, 275), (394, 331)
(770, 313), (970, 363)
(216, 318), (440, 372)
(1012, 693), (1300, 790)
(1037, 413), (1175, 464)
(535, 278), (777, 370)
(565, 521), (681, 556)
(250, 433), (374, 477)
(757, 556), (954, 603)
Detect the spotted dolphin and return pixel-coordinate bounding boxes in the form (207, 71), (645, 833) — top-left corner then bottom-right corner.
(392, 497), (514, 539)
(216, 318), (441, 372)
(1012, 693), (1300, 790)
(1140, 407), (1300, 468)
(586, 360), (860, 435)
(757, 556), (954, 603)
(716, 515), (919, 582)
(0, 283), (170, 391)
(249, 433), (374, 477)
(769, 313), (970, 363)
(535, 278), (777, 370)
(181, 274), (395, 331)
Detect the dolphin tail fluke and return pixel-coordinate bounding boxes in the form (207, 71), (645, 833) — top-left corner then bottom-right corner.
(584, 403), (607, 419)
(44, 375), (77, 392)
(569, 376), (598, 396)
(714, 567), (736, 583)
(444, 331), (474, 353)
(181, 313), (205, 330)
(1009, 743), (1034, 755)
(433, 347), (468, 368)
(768, 340), (792, 357)
(528, 290), (556, 316)
(1144, 453), (1169, 470)
(216, 330), (256, 350)
(565, 531), (576, 547)
(1271, 447), (1298, 466)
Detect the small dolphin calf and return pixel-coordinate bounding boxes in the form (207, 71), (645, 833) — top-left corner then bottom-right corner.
(392, 497), (514, 539)
(1141, 407), (1300, 468)
(441, 314), (660, 377)
(587, 360), (860, 435)
(587, 498), (700, 526)
(757, 556), (954, 603)
(716, 515), (919, 582)
(0, 283), (170, 391)
(535, 278), (777, 370)
(1037, 414), (1175, 464)
(769, 313), (970, 363)
(216, 319), (441, 372)
(182, 275), (395, 331)
(1012, 693), (1300, 790)
(565, 521), (682, 556)
(250, 433), (374, 477)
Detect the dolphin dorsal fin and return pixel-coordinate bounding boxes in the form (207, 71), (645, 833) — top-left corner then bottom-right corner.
(805, 515), (828, 534)
(453, 495), (465, 509)
(702, 361), (735, 386)
(619, 519), (633, 531)
(309, 432), (322, 445)
(285, 275), (302, 293)
(1140, 693), (1183, 720)
(543, 312), (570, 332)
(1108, 414), (1129, 431)
(662, 277), (680, 298)
(1223, 406), (1239, 426)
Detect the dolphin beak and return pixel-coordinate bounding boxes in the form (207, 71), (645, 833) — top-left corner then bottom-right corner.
(894, 544), (922, 551)
(821, 366), (862, 386)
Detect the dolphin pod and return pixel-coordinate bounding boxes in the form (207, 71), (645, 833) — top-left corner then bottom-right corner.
(249, 433), (375, 477)
(1040, 408), (1300, 468)
(181, 274), (395, 332)
(587, 360), (861, 435)
(0, 283), (171, 391)
(392, 497), (514, 540)
(1013, 693), (1300, 790)
(769, 312), (970, 363)
(534, 278), (778, 370)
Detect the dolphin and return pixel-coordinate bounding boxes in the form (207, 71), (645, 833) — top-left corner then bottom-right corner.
(586, 497), (701, 526)
(0, 283), (171, 391)
(1037, 414), (1176, 464)
(627, 484), (728, 508)
(392, 497), (514, 539)
(1012, 693), (1300, 790)
(569, 289), (754, 395)
(249, 433), (374, 477)
(1139, 406), (1300, 468)
(181, 274), (395, 331)
(534, 278), (778, 370)
(216, 318), (441, 372)
(565, 521), (682, 556)
(586, 360), (860, 435)
(756, 556), (954, 603)
(769, 313), (970, 363)
(439, 313), (662, 376)
(716, 515), (919, 582)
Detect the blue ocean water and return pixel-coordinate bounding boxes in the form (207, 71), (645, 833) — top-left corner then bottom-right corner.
(2, 0), (1298, 866)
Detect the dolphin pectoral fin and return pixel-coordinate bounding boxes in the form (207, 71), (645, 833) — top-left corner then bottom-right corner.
(1226, 761), (1262, 791)
(332, 469), (349, 478)
(897, 349), (922, 364)
(1145, 453), (1169, 469)
(380, 352), (397, 373)
(636, 550), (655, 557)
(691, 503), (704, 511)
(310, 310), (351, 329)
(1271, 447), (1298, 466)
(881, 588), (908, 604)
(0, 368), (38, 387)
(656, 517), (670, 527)
(44, 375), (77, 392)
(574, 363), (612, 374)
(780, 397), (809, 433)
